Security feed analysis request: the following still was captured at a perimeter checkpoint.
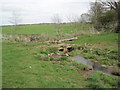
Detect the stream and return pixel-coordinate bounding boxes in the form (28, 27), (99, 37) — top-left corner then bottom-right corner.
(72, 56), (119, 76)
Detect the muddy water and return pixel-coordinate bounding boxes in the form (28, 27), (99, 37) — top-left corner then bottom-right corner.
(72, 56), (116, 75)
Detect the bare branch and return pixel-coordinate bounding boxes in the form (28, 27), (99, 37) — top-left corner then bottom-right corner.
(102, 0), (120, 10)
(9, 11), (22, 25)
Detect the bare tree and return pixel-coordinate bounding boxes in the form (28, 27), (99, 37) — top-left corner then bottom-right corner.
(9, 12), (21, 25)
(9, 11), (22, 34)
(52, 14), (62, 39)
(67, 14), (81, 36)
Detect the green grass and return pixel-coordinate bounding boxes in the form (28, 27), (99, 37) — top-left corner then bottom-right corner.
(2, 24), (90, 35)
(2, 24), (119, 88)
(65, 32), (118, 50)
(2, 24), (55, 34)
(3, 42), (118, 88)
(2, 42), (87, 88)
(87, 71), (118, 88)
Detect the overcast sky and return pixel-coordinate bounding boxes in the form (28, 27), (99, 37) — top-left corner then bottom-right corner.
(1, 0), (96, 25)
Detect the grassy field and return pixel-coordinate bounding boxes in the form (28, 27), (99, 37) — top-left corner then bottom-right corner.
(2, 24), (90, 34)
(2, 42), (87, 88)
(2, 24), (119, 88)
(2, 42), (118, 88)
